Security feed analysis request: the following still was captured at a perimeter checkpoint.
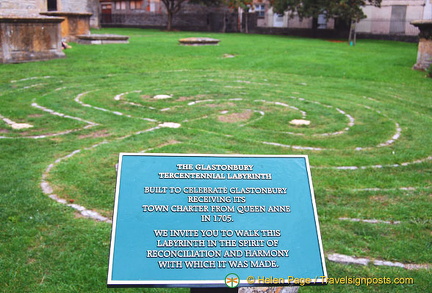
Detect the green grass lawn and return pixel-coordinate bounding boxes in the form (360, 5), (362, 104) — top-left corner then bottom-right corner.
(0, 28), (431, 292)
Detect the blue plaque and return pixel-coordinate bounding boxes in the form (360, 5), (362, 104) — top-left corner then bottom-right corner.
(108, 154), (327, 287)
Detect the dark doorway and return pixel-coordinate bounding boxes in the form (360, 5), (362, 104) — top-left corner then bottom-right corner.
(101, 4), (112, 24)
(47, 0), (58, 11)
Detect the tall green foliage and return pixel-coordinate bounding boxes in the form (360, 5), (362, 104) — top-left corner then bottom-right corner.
(162, 0), (226, 30)
(271, 0), (381, 22)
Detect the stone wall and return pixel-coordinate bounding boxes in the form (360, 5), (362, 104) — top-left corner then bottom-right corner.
(40, 12), (92, 41)
(103, 12), (240, 32)
(106, 3), (234, 32)
(0, 0), (44, 15)
(0, 0), (67, 64)
(61, 0), (88, 12)
(357, 0), (426, 36)
(0, 16), (65, 63)
(60, 0), (101, 28)
(425, 0), (432, 20)
(0, 0), (100, 28)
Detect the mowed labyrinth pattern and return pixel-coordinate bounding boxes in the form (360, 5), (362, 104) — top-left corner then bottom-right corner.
(1, 70), (431, 268)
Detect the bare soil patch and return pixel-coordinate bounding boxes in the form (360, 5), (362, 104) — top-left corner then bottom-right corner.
(79, 129), (110, 139)
(218, 110), (252, 123)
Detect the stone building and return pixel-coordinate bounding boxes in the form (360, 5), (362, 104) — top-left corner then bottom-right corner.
(357, 0), (431, 36)
(0, 0), (100, 63)
(43, 0), (101, 28)
(0, 1), (44, 16)
(56, 0), (101, 28)
(254, 0), (431, 37)
(0, 1), (65, 63)
(101, 0), (233, 32)
(99, 0), (430, 38)
(0, 0), (101, 27)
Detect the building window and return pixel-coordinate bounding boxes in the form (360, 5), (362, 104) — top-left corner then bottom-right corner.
(148, 1), (157, 12)
(130, 1), (143, 10)
(317, 13), (327, 29)
(47, 0), (57, 11)
(115, 1), (127, 10)
(255, 4), (265, 18)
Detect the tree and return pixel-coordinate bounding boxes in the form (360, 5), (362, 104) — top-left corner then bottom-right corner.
(161, 0), (186, 31)
(272, 0), (381, 20)
(225, 0), (253, 32)
(271, 0), (381, 38)
(161, 0), (223, 31)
